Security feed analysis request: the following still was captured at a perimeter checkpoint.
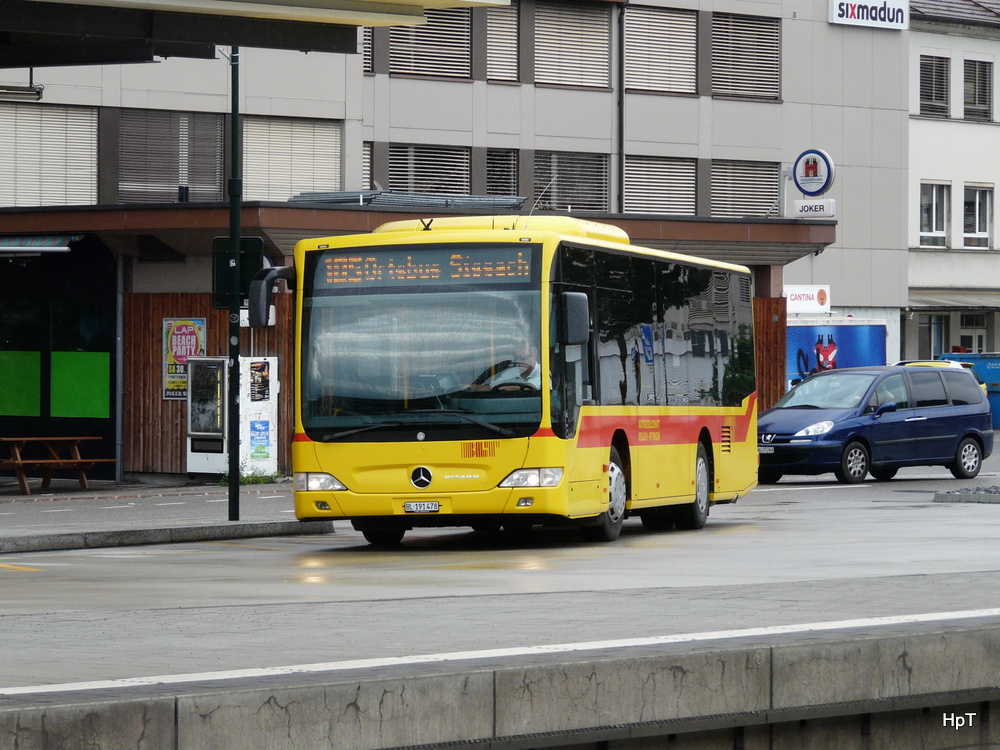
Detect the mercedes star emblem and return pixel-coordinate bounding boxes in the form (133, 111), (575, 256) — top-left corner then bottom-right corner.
(410, 466), (433, 489)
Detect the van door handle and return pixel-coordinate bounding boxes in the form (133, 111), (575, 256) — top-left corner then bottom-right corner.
(905, 416), (927, 422)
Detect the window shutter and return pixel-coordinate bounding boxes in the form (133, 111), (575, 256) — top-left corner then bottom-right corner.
(388, 144), (471, 194)
(624, 156), (696, 214)
(243, 116), (342, 201)
(710, 160), (780, 217)
(390, 8), (471, 78)
(712, 14), (780, 99)
(487, 149), (519, 196)
(920, 55), (950, 117)
(964, 59), (991, 121)
(535, 2), (611, 88)
(118, 109), (223, 203)
(363, 142), (373, 190)
(362, 27), (373, 73)
(624, 6), (697, 94)
(533, 151), (608, 211)
(487, 3), (519, 82)
(0, 103), (97, 207)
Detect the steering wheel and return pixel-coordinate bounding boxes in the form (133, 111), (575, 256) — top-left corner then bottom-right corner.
(491, 381), (537, 392)
(472, 360), (533, 386)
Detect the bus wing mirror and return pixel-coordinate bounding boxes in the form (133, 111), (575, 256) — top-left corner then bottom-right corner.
(248, 265), (294, 329)
(561, 291), (590, 345)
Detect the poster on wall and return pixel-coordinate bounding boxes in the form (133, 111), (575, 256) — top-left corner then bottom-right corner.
(163, 318), (207, 400)
(786, 322), (886, 390)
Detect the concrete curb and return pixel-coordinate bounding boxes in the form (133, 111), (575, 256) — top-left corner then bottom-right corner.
(0, 520), (335, 554)
(933, 492), (1000, 503)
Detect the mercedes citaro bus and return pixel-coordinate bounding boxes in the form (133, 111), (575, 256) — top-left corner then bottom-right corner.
(249, 215), (758, 545)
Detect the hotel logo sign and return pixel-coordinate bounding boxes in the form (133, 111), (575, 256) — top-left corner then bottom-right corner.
(830, 0), (908, 29)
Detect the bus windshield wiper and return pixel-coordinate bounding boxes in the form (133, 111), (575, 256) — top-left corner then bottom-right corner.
(322, 422), (403, 440)
(407, 409), (515, 437)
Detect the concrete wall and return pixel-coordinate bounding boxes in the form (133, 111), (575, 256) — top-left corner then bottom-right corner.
(4, 624), (999, 749)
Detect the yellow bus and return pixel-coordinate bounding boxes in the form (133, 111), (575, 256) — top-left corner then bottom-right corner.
(249, 215), (758, 545)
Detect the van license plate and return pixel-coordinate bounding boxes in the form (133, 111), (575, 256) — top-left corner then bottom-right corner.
(758, 446), (775, 454)
(404, 501), (440, 513)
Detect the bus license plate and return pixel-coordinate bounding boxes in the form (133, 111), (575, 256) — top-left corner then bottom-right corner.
(404, 501), (440, 513)
(758, 446), (775, 454)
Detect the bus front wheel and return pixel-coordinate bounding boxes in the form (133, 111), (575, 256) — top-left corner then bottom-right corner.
(584, 447), (628, 542)
(360, 527), (405, 546)
(674, 443), (710, 530)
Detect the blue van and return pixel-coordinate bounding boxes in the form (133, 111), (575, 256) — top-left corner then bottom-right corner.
(757, 365), (993, 484)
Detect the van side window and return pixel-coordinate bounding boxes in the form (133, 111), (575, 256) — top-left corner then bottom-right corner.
(942, 370), (984, 405)
(908, 371), (949, 407)
(870, 373), (908, 412)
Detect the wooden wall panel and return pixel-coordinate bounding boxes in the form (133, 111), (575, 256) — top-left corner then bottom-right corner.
(123, 292), (293, 476)
(753, 296), (787, 413)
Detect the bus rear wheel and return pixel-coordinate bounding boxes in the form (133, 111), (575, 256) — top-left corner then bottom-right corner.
(584, 447), (628, 542)
(674, 443), (710, 530)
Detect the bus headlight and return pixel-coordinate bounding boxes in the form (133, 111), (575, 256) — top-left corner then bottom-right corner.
(499, 468), (563, 488)
(294, 472), (347, 492)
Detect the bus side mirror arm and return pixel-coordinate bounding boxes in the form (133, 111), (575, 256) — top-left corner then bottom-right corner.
(248, 265), (295, 329)
(561, 291), (590, 345)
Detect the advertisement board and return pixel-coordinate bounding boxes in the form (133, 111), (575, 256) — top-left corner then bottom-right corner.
(786, 320), (887, 389)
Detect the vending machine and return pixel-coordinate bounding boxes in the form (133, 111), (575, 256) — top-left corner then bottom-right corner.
(186, 357), (229, 473)
(186, 356), (280, 475)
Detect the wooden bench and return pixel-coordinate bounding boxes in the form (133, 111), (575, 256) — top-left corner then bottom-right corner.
(0, 437), (116, 495)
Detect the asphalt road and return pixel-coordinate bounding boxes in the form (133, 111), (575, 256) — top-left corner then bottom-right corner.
(2, 460), (1000, 693)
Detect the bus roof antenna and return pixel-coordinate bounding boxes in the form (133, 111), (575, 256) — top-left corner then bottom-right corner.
(419, 218), (434, 231)
(515, 176), (556, 230)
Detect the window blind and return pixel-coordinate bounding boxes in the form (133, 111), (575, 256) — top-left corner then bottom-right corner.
(533, 150), (608, 211)
(712, 14), (780, 99)
(964, 59), (991, 121)
(624, 6), (697, 94)
(390, 8), (471, 78)
(710, 160), (780, 217)
(624, 155), (696, 214)
(388, 144), (471, 194)
(118, 109), (223, 203)
(243, 116), (342, 201)
(535, 1), (611, 88)
(487, 3), (519, 82)
(487, 149), (519, 196)
(0, 103), (97, 207)
(920, 55), (950, 117)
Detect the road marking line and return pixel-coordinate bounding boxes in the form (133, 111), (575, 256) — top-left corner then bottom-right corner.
(154, 502), (186, 506)
(39, 509), (75, 513)
(4, 608), (1000, 696)
(0, 563), (44, 572)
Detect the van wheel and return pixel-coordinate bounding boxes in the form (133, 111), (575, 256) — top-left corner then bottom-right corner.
(674, 443), (710, 530)
(835, 441), (868, 484)
(870, 466), (898, 481)
(950, 437), (982, 479)
(584, 447), (627, 542)
(757, 469), (782, 484)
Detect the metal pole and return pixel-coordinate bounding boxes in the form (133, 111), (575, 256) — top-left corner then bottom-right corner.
(228, 46), (242, 521)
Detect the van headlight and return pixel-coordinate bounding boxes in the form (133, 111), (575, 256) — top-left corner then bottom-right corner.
(499, 468), (563, 487)
(294, 472), (347, 491)
(794, 421), (834, 437)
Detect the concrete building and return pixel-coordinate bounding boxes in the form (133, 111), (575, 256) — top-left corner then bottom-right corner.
(907, 0), (1000, 357)
(2, 0), (918, 479)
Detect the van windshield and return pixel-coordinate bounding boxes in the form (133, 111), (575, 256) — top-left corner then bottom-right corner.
(775, 372), (879, 410)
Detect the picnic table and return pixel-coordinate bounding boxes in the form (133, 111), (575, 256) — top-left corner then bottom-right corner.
(0, 437), (116, 495)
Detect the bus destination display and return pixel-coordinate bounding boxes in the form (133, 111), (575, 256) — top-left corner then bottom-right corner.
(318, 246), (533, 288)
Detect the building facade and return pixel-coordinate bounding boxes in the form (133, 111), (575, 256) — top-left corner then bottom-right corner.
(2, 0), (912, 478)
(908, 0), (1000, 358)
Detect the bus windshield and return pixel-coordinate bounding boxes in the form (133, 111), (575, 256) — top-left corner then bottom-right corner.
(300, 249), (542, 441)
